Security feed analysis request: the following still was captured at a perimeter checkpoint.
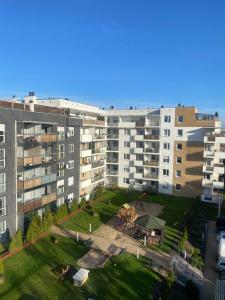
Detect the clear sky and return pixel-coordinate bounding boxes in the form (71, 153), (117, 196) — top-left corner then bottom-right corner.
(0, 0), (225, 123)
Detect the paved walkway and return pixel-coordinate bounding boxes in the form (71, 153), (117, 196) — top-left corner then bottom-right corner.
(202, 221), (219, 300)
(52, 225), (172, 271)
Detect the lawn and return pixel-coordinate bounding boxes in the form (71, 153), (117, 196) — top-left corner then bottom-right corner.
(61, 189), (140, 233)
(0, 235), (160, 300)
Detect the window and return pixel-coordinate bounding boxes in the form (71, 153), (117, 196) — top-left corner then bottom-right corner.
(0, 197), (6, 217)
(0, 220), (6, 233)
(176, 143), (182, 150)
(123, 178), (129, 184)
(163, 129), (170, 137)
(177, 115), (184, 123)
(124, 129), (130, 135)
(124, 154), (130, 160)
(57, 179), (64, 194)
(0, 125), (5, 143)
(69, 144), (74, 153)
(0, 173), (6, 193)
(162, 183), (169, 189)
(163, 169), (169, 176)
(67, 160), (74, 169)
(175, 184), (181, 191)
(176, 170), (182, 177)
(177, 129), (183, 137)
(163, 156), (169, 163)
(57, 144), (65, 159)
(57, 162), (64, 177)
(68, 176), (74, 187)
(57, 127), (65, 141)
(0, 149), (5, 168)
(57, 197), (64, 206)
(176, 157), (182, 164)
(68, 127), (74, 137)
(124, 142), (130, 147)
(164, 116), (171, 123)
(163, 143), (170, 150)
(67, 193), (74, 202)
(124, 167), (129, 172)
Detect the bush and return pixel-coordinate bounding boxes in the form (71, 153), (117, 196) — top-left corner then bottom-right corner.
(79, 198), (86, 209)
(94, 185), (104, 199)
(42, 208), (54, 232)
(26, 216), (42, 242)
(191, 248), (204, 270)
(9, 230), (23, 253)
(0, 261), (3, 275)
(70, 199), (78, 212)
(55, 203), (68, 222)
(185, 280), (199, 300)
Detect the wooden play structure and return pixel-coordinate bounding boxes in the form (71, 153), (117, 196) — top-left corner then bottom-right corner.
(133, 193), (146, 211)
(117, 203), (136, 224)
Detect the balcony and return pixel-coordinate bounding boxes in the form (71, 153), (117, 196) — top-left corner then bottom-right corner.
(143, 173), (158, 180)
(134, 148), (143, 154)
(81, 134), (92, 143)
(81, 149), (92, 157)
(18, 154), (57, 167)
(107, 146), (119, 152)
(107, 170), (118, 176)
(143, 160), (159, 167)
(214, 164), (225, 174)
(17, 192), (57, 213)
(146, 121), (160, 127)
(107, 134), (119, 139)
(134, 173), (143, 179)
(92, 148), (105, 154)
(144, 148), (159, 154)
(134, 160), (143, 167)
(92, 134), (106, 140)
(203, 165), (214, 173)
(135, 121), (145, 127)
(203, 150), (214, 158)
(202, 179), (213, 187)
(134, 135), (144, 141)
(17, 174), (57, 190)
(83, 119), (105, 127)
(144, 135), (160, 140)
(91, 160), (105, 169)
(106, 158), (118, 164)
(91, 174), (104, 183)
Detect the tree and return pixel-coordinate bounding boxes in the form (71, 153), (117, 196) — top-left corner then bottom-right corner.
(79, 198), (86, 209)
(9, 230), (23, 253)
(26, 216), (42, 242)
(42, 208), (54, 232)
(55, 203), (68, 222)
(178, 227), (188, 253)
(70, 199), (78, 212)
(0, 261), (4, 284)
(191, 248), (204, 270)
(165, 270), (175, 289)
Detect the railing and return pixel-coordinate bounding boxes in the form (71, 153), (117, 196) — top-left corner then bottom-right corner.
(135, 122), (145, 127)
(107, 134), (119, 139)
(83, 119), (105, 126)
(92, 148), (105, 154)
(107, 146), (119, 151)
(18, 174), (57, 190)
(92, 134), (106, 140)
(144, 148), (159, 153)
(91, 160), (105, 169)
(143, 173), (158, 180)
(143, 160), (159, 166)
(17, 192), (57, 213)
(144, 135), (159, 140)
(106, 158), (118, 163)
(91, 174), (104, 183)
(107, 170), (118, 175)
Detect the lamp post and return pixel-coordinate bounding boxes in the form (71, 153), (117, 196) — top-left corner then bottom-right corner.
(89, 223), (92, 233)
(137, 247), (140, 259)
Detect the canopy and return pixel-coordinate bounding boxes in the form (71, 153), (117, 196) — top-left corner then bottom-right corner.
(72, 268), (89, 281)
(121, 203), (130, 209)
(135, 214), (166, 230)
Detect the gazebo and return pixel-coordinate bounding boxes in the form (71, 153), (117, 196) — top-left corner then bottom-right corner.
(134, 214), (166, 244)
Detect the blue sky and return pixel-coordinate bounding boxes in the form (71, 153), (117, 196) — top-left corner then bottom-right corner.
(0, 0), (225, 123)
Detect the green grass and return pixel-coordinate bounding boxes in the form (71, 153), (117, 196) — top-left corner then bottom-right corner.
(0, 235), (159, 300)
(61, 189), (140, 233)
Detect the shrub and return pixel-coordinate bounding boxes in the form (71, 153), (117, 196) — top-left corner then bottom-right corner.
(0, 261), (3, 275)
(94, 185), (104, 199)
(26, 216), (42, 242)
(70, 199), (78, 212)
(42, 209), (54, 232)
(191, 248), (204, 270)
(9, 230), (23, 253)
(165, 270), (175, 289)
(55, 203), (68, 222)
(79, 198), (86, 209)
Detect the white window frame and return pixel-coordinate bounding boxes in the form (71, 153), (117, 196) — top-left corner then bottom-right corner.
(163, 169), (169, 176)
(176, 170), (182, 177)
(0, 124), (5, 143)
(163, 156), (169, 163)
(68, 176), (74, 187)
(164, 116), (171, 123)
(0, 173), (6, 194)
(176, 157), (182, 164)
(0, 149), (5, 168)
(163, 129), (170, 137)
(68, 127), (74, 137)
(57, 144), (65, 159)
(176, 143), (182, 150)
(177, 129), (183, 137)
(67, 160), (74, 169)
(163, 143), (170, 150)
(0, 220), (6, 233)
(69, 144), (74, 153)
(177, 115), (184, 123)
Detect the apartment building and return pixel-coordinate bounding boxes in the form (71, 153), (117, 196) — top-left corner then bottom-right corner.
(0, 92), (222, 241)
(0, 94), (81, 241)
(202, 130), (225, 203)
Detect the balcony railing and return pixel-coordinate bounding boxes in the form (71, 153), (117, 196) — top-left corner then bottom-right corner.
(17, 174), (57, 190)
(107, 158), (118, 163)
(83, 119), (105, 126)
(17, 192), (57, 213)
(135, 121), (145, 127)
(92, 134), (106, 140)
(92, 148), (105, 154)
(91, 160), (105, 169)
(144, 148), (159, 153)
(107, 134), (119, 139)
(143, 173), (158, 180)
(107, 146), (119, 151)
(144, 135), (160, 140)
(107, 170), (118, 176)
(143, 160), (159, 166)
(91, 174), (104, 183)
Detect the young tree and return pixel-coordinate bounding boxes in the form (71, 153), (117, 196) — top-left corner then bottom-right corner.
(42, 208), (54, 232)
(9, 230), (23, 253)
(26, 216), (42, 242)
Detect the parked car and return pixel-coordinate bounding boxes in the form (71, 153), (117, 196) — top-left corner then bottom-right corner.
(217, 231), (225, 241)
(216, 238), (225, 271)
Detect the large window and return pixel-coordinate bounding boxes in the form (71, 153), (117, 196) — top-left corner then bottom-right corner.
(57, 127), (65, 141)
(68, 127), (74, 137)
(0, 149), (5, 168)
(163, 143), (170, 150)
(0, 173), (6, 193)
(164, 116), (171, 123)
(0, 197), (6, 217)
(57, 144), (65, 159)
(57, 162), (65, 177)
(0, 125), (5, 143)
(163, 129), (170, 137)
(163, 169), (169, 176)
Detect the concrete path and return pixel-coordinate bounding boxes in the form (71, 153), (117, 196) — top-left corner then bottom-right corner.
(51, 225), (172, 271)
(202, 221), (219, 300)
